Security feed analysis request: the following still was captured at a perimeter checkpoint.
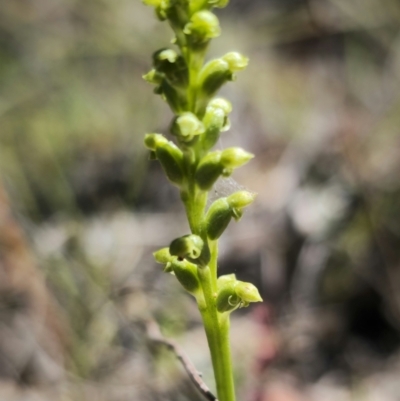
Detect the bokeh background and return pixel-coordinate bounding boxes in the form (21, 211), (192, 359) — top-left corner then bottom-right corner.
(1, 0), (400, 400)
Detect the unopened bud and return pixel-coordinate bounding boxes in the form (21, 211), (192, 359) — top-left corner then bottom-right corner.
(227, 190), (256, 209)
(153, 247), (173, 272)
(152, 49), (188, 87)
(216, 276), (262, 313)
(155, 140), (184, 185)
(170, 257), (200, 294)
(235, 281), (263, 303)
(144, 133), (168, 151)
(198, 58), (231, 99)
(153, 48), (178, 67)
(216, 277), (240, 313)
(202, 98), (232, 150)
(194, 151), (224, 190)
(208, 97), (232, 115)
(205, 197), (232, 240)
(220, 147), (254, 169)
(217, 273), (236, 286)
(222, 52), (249, 72)
(171, 112), (205, 143)
(184, 11), (220, 45)
(170, 234), (204, 260)
(153, 247), (171, 264)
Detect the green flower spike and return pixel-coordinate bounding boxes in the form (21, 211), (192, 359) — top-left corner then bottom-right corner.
(142, 0), (259, 399)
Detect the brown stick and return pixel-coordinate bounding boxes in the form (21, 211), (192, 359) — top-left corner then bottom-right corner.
(146, 319), (218, 401)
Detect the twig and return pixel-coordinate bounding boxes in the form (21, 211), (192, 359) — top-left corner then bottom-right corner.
(145, 320), (218, 401)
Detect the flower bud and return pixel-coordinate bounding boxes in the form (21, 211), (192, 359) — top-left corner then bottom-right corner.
(155, 140), (184, 185)
(152, 49), (188, 87)
(198, 53), (247, 103)
(201, 98), (232, 150)
(171, 112), (205, 142)
(208, 97), (232, 115)
(205, 197), (232, 240)
(184, 11), (220, 45)
(216, 276), (262, 313)
(153, 48), (178, 67)
(144, 133), (168, 151)
(235, 281), (262, 303)
(222, 52), (249, 72)
(220, 147), (254, 169)
(194, 151), (223, 190)
(226, 190), (256, 221)
(169, 257), (200, 294)
(227, 191), (256, 209)
(217, 273), (236, 286)
(198, 58), (232, 99)
(169, 234), (204, 260)
(153, 247), (172, 264)
(216, 285), (240, 312)
(153, 247), (173, 272)
(216, 275), (240, 313)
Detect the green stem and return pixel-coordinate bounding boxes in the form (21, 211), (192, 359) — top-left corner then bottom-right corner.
(185, 193), (236, 401)
(198, 267), (236, 401)
(176, 16), (236, 401)
(187, 49), (204, 112)
(209, 239), (218, 290)
(215, 314), (235, 401)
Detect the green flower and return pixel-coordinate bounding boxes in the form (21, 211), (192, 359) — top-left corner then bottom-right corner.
(184, 11), (221, 45)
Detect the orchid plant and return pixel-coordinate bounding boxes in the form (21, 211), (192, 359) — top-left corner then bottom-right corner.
(141, 1), (262, 400)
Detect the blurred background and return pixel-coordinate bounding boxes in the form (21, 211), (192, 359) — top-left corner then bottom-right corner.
(1, 0), (400, 400)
